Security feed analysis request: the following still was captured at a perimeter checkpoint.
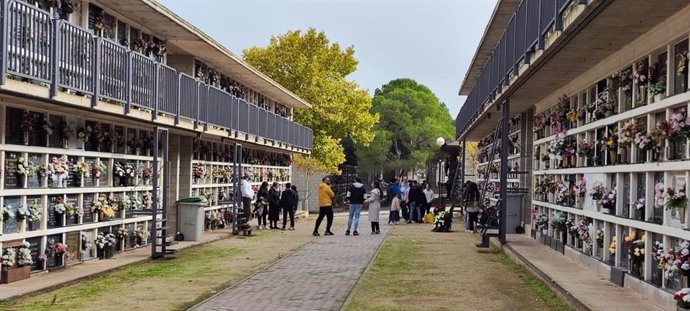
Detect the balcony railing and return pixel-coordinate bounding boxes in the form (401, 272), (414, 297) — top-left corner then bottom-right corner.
(0, 0), (313, 150)
(456, 0), (583, 138)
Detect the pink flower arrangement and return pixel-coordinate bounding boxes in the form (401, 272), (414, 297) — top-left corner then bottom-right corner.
(53, 243), (67, 254)
(142, 167), (153, 179)
(574, 178), (586, 198)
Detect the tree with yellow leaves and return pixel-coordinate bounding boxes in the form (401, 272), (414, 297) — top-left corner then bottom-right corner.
(243, 29), (378, 173)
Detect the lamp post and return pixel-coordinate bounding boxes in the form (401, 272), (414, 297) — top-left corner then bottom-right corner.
(436, 137), (445, 147)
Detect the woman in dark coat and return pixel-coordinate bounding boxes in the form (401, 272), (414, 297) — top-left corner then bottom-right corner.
(462, 181), (481, 232)
(256, 182), (269, 230)
(268, 182), (281, 229)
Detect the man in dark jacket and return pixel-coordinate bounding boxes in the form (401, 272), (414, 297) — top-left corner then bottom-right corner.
(345, 178), (366, 236)
(281, 183), (296, 230)
(408, 180), (426, 223)
(268, 182), (281, 229)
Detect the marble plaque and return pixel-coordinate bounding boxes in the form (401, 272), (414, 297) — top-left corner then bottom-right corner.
(2, 197), (20, 234)
(4, 152), (20, 189)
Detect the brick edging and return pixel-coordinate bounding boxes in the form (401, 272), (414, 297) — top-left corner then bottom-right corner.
(502, 242), (592, 311)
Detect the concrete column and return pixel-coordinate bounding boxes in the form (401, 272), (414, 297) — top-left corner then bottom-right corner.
(168, 134), (193, 233)
(166, 55), (195, 75)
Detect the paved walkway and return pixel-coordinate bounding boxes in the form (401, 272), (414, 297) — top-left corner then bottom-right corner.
(190, 222), (392, 311)
(505, 234), (666, 311)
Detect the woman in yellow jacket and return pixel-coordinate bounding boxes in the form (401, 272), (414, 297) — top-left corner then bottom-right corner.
(313, 177), (335, 236)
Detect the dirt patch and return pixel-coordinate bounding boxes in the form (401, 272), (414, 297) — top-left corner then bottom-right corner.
(2, 217), (346, 311)
(344, 219), (573, 311)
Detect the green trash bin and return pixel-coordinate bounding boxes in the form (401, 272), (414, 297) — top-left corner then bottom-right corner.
(177, 198), (208, 241)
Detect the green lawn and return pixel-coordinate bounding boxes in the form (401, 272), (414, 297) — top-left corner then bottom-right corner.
(344, 223), (573, 311)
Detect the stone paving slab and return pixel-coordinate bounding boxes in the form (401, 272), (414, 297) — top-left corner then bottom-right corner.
(506, 234), (665, 311)
(190, 222), (392, 311)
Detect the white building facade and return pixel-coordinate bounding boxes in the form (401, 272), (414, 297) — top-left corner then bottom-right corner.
(0, 0), (312, 284)
(456, 1), (690, 309)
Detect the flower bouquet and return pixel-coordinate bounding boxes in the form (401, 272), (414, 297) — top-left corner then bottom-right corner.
(599, 188), (616, 214)
(117, 227), (129, 240)
(2, 247), (17, 268)
(18, 242), (32, 266)
(27, 200), (42, 223)
(15, 205), (30, 223)
(92, 161), (106, 179)
(95, 233), (117, 259)
(624, 231), (645, 277)
(665, 186), (687, 222)
(590, 182), (605, 201)
(674, 288), (690, 310)
(577, 140), (595, 159)
(193, 163), (206, 183)
(432, 211), (452, 232)
(141, 167), (153, 182)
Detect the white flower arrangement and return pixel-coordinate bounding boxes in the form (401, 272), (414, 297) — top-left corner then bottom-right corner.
(2, 247), (17, 267)
(16, 157), (33, 177)
(15, 205), (30, 222)
(54, 203), (66, 215)
(2, 208), (14, 223)
(95, 233), (117, 249)
(18, 241), (33, 266)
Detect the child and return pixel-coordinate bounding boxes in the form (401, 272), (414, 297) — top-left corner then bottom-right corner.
(387, 178), (402, 225)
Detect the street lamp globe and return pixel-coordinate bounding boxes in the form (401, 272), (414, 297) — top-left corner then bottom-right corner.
(436, 137), (445, 147)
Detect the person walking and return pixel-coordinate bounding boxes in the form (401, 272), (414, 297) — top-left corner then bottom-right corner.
(366, 181), (383, 234)
(423, 183), (434, 215)
(345, 178), (366, 236)
(240, 173), (254, 221)
(255, 182), (269, 230)
(268, 182), (281, 229)
(387, 178), (402, 225)
(280, 183), (296, 230)
(462, 181), (481, 232)
(313, 177), (335, 236)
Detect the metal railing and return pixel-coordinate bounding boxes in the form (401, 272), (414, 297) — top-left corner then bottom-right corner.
(456, 0), (584, 139)
(0, 0), (313, 150)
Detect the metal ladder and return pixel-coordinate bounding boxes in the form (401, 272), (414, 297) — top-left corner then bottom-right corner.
(128, 126), (176, 258)
(476, 117), (504, 248)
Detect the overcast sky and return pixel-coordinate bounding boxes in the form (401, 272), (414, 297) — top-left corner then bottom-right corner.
(157, 0), (496, 119)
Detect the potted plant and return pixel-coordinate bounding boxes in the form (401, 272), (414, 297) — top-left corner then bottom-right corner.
(49, 156), (69, 188)
(141, 167), (153, 185)
(649, 81), (666, 102)
(0, 246), (31, 284)
(53, 243), (67, 267)
(431, 211), (452, 232)
(73, 161), (89, 187)
(95, 233), (117, 259)
(599, 188), (616, 214)
(674, 288), (690, 311)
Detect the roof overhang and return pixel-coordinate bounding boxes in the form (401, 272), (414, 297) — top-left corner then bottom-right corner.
(458, 0), (521, 96)
(461, 0), (690, 141)
(98, 0), (311, 109)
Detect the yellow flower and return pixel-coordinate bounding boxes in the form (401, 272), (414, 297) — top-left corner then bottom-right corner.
(103, 207), (115, 218)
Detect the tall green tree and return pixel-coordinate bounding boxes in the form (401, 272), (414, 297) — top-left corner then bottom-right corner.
(243, 29), (378, 173)
(356, 78), (454, 177)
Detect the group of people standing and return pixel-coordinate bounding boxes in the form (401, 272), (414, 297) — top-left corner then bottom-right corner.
(241, 173), (300, 231)
(313, 177), (384, 236)
(386, 177), (434, 225)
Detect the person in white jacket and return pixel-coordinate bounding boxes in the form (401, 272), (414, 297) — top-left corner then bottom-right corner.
(366, 181), (383, 234)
